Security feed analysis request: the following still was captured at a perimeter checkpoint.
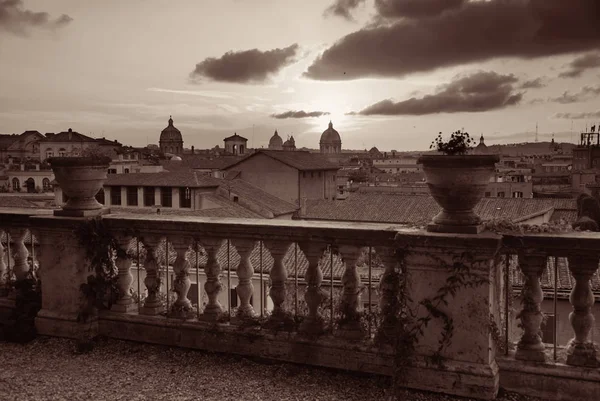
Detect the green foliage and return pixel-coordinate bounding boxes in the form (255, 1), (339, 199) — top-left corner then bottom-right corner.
(74, 217), (120, 323)
(430, 130), (474, 155)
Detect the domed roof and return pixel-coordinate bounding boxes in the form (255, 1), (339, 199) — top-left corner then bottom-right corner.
(283, 135), (296, 148)
(320, 121), (341, 144)
(269, 130), (283, 148)
(160, 116), (183, 143)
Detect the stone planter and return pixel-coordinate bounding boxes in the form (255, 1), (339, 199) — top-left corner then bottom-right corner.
(418, 154), (499, 234)
(48, 156), (111, 217)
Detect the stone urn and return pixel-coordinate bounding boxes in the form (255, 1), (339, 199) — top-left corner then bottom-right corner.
(48, 156), (112, 217)
(418, 154), (499, 233)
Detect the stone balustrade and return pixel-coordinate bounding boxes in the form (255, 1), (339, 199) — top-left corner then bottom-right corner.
(1, 210), (600, 401)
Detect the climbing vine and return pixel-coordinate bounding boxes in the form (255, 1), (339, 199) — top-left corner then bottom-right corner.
(74, 217), (121, 324)
(372, 249), (492, 393)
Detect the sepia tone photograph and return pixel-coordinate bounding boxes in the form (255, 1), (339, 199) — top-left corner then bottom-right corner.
(1, 1), (600, 400)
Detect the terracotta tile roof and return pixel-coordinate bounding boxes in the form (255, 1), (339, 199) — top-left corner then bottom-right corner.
(105, 171), (222, 188)
(223, 133), (248, 141)
(39, 130), (97, 143)
(223, 150), (339, 172)
(509, 255), (600, 293)
(110, 193), (262, 219)
(161, 155), (241, 172)
(127, 240), (372, 280)
(220, 179), (298, 217)
(302, 193), (577, 225)
(0, 196), (39, 208)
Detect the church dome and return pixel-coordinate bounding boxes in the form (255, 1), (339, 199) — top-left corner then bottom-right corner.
(283, 135), (296, 150)
(268, 130), (283, 149)
(320, 121), (341, 145)
(473, 134), (489, 155)
(160, 116), (183, 143)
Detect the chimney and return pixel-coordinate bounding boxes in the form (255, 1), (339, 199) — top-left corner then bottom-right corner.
(191, 146), (194, 155)
(299, 197), (308, 216)
(68, 128), (73, 141)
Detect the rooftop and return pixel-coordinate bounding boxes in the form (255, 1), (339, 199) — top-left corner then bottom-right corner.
(105, 171), (222, 188)
(224, 150), (339, 172)
(302, 193), (577, 225)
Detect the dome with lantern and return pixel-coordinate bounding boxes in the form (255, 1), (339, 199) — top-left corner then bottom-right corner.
(159, 116), (184, 155)
(319, 121), (341, 154)
(268, 130), (283, 150)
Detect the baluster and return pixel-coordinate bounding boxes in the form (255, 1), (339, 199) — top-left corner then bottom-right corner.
(111, 235), (135, 313)
(170, 237), (193, 318)
(337, 244), (365, 339)
(263, 240), (291, 322)
(231, 239), (256, 319)
(8, 228), (30, 282)
(139, 235), (164, 315)
(199, 238), (225, 321)
(375, 246), (401, 344)
(298, 241), (326, 334)
(566, 253), (599, 367)
(515, 252), (546, 362)
(0, 231), (6, 294)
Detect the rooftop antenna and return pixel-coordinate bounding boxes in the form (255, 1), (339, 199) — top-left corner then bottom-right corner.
(571, 120), (573, 143)
(535, 122), (538, 143)
(252, 124), (255, 150)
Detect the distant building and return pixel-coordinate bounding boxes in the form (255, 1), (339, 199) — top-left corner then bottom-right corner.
(0, 131), (44, 161)
(224, 133), (248, 156)
(38, 128), (119, 161)
(319, 121), (341, 154)
(473, 134), (489, 155)
(223, 150), (339, 205)
(159, 116), (184, 156)
(268, 130), (283, 150)
(282, 135), (296, 151)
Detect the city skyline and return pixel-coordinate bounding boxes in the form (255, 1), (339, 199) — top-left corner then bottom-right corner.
(1, 0), (599, 151)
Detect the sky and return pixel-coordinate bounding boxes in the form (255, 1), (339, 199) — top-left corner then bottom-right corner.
(1, 0), (600, 151)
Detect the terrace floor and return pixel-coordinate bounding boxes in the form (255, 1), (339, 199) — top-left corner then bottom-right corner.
(0, 337), (542, 401)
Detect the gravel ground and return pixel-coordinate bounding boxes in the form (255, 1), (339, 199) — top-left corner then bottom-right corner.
(0, 337), (542, 401)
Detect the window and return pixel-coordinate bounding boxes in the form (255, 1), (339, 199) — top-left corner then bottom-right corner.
(58, 148), (67, 157)
(127, 186), (138, 206)
(161, 187), (172, 207)
(12, 178), (20, 191)
(46, 149), (53, 159)
(110, 186), (122, 206)
(497, 192), (505, 198)
(233, 195), (239, 203)
(144, 187), (155, 206)
(512, 191), (523, 198)
(179, 187), (191, 208)
(318, 172), (322, 177)
(95, 188), (105, 204)
(484, 191), (491, 197)
(42, 178), (51, 192)
(108, 168), (117, 174)
(124, 168), (130, 174)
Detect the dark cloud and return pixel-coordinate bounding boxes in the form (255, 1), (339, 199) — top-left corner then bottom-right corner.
(0, 0), (72, 35)
(353, 71), (522, 116)
(306, 0), (600, 80)
(271, 110), (330, 119)
(520, 78), (546, 89)
(190, 44), (299, 84)
(324, 0), (366, 21)
(555, 111), (600, 120)
(374, 0), (466, 19)
(559, 52), (600, 78)
(549, 85), (600, 104)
